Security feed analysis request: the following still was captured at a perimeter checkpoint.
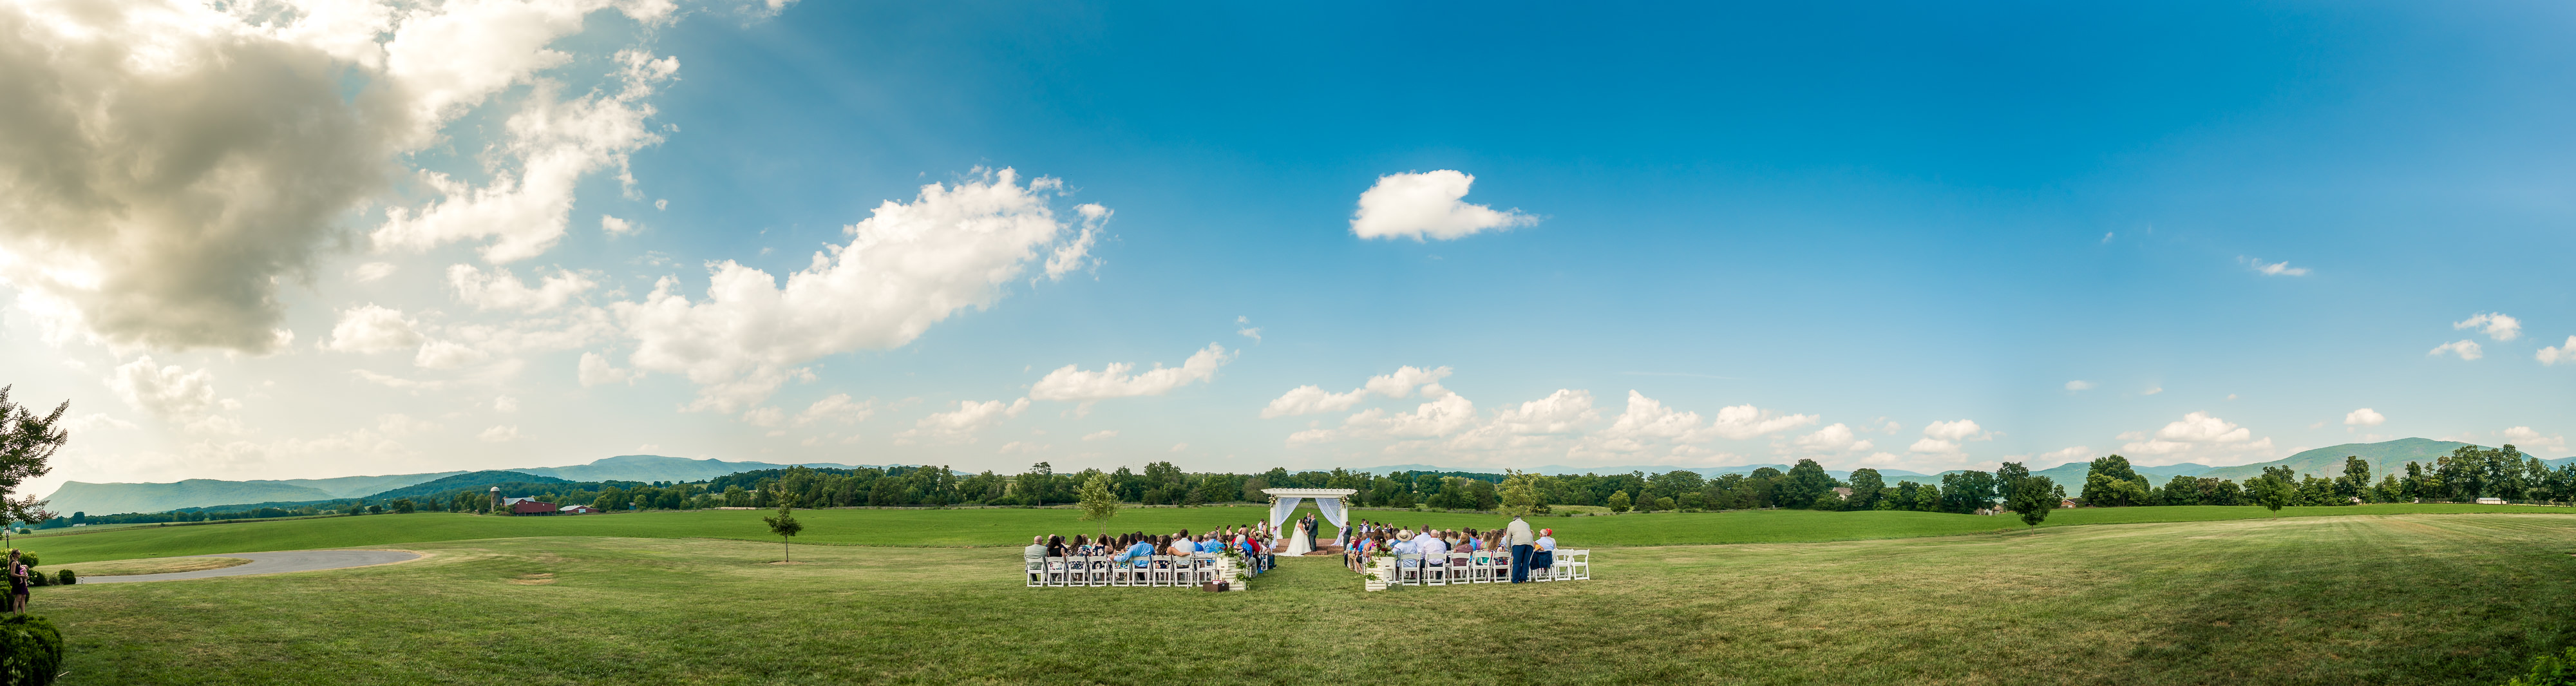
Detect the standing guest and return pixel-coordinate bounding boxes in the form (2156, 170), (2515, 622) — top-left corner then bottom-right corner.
(1506, 516), (1537, 583)
(5, 550), (22, 613)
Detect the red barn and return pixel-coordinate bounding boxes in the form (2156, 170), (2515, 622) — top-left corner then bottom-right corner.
(504, 497), (558, 515)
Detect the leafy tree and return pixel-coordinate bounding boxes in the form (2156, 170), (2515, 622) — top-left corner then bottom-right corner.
(1497, 471), (1540, 518)
(1606, 490), (1633, 513)
(1940, 470), (1997, 514)
(2248, 466), (2297, 514)
(0, 386), (68, 526)
(2081, 455), (2150, 507)
(762, 502), (804, 562)
(1844, 469), (1885, 511)
(1075, 473), (1119, 538)
(2333, 455), (2372, 503)
(391, 499), (415, 514)
(1777, 459), (1835, 509)
(2005, 475), (2059, 527)
(1654, 497), (1678, 512)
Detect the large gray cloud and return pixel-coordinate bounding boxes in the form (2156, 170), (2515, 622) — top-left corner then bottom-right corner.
(0, 1), (395, 350)
(0, 0), (673, 353)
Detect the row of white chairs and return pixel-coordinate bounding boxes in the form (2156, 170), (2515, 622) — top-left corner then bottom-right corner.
(1025, 554), (1234, 587)
(1387, 549), (1589, 586)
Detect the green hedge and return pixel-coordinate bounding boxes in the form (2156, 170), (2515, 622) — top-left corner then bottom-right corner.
(0, 615), (61, 686)
(2509, 646), (2576, 686)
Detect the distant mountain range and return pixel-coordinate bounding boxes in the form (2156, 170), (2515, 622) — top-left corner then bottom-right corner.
(44, 455), (873, 517)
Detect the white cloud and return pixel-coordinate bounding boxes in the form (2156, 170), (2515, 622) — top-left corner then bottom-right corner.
(2142, 386), (2163, 395)
(1483, 389), (1599, 435)
(1363, 366), (1454, 399)
(0, 0), (676, 352)
(413, 339), (492, 370)
(2064, 380), (2095, 391)
(2119, 411), (2273, 458)
(601, 214), (635, 235)
(1793, 423), (1873, 453)
(895, 398), (1029, 443)
(1262, 386), (1370, 418)
(494, 395), (520, 413)
(1236, 316), (1262, 343)
(478, 424), (520, 443)
(352, 262), (399, 283)
(1259, 365), (1452, 418)
(447, 265), (596, 312)
(2501, 426), (2567, 453)
(374, 48), (681, 263)
(1581, 392), (1815, 453)
(576, 351), (640, 386)
(1028, 343), (1233, 401)
(323, 305), (423, 354)
(612, 168), (1107, 412)
(2343, 408), (2385, 427)
(2246, 258), (2310, 276)
(794, 394), (875, 426)
(104, 356), (207, 421)
(1170, 443), (1189, 453)
(63, 413), (138, 434)
(1349, 170), (1537, 241)
(2031, 446), (2092, 464)
(2453, 312), (2522, 341)
(2542, 336), (2576, 366)
(1908, 420), (1992, 456)
(997, 441), (1049, 455)
(2429, 339), (2483, 360)
(1081, 430), (1118, 442)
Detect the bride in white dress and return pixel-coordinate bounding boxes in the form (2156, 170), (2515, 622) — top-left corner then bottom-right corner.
(1282, 515), (1316, 556)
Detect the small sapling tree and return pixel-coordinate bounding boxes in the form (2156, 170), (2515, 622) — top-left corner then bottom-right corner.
(1075, 473), (1119, 539)
(763, 502), (804, 562)
(1496, 470), (1540, 519)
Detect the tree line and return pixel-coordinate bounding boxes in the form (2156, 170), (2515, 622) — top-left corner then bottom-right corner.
(2076, 444), (2572, 508)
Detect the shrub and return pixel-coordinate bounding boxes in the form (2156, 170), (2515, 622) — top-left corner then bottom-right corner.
(50, 571), (68, 586)
(2508, 645), (2576, 686)
(0, 615), (61, 686)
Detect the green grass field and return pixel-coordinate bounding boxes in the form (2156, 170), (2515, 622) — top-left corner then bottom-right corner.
(26, 511), (2576, 685)
(16, 502), (2558, 564)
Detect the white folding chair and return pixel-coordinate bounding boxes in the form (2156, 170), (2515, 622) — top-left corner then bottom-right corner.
(1396, 553), (1423, 586)
(1026, 557), (1046, 587)
(1474, 553), (1497, 583)
(1450, 553), (1474, 584)
(1566, 549), (1591, 580)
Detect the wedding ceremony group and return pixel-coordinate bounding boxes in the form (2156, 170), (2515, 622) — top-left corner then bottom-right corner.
(1019, 487), (1590, 591)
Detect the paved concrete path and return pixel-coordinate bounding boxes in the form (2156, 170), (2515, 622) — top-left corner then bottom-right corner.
(80, 549), (421, 584)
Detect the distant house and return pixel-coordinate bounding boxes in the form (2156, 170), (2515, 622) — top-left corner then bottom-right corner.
(503, 497), (559, 516)
(560, 504), (601, 515)
(1831, 487), (1853, 500)
(2475, 497), (2509, 505)
(2060, 499), (2078, 509)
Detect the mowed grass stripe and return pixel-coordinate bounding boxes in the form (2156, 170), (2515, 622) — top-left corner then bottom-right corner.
(19, 502), (2570, 564)
(38, 513), (2575, 685)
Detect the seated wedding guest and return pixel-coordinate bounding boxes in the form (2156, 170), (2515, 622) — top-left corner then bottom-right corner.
(1024, 535), (1050, 571)
(1532, 528), (1558, 573)
(1047, 535), (1068, 558)
(1119, 535), (1157, 567)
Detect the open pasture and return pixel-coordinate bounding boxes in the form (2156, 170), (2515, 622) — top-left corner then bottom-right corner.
(16, 502), (2557, 564)
(26, 512), (2576, 685)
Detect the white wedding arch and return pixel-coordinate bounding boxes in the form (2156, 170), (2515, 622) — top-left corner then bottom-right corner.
(1262, 488), (1358, 546)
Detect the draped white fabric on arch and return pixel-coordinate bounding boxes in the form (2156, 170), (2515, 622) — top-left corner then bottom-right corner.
(1269, 497), (1303, 534)
(1315, 498), (1347, 544)
(1261, 488), (1359, 549)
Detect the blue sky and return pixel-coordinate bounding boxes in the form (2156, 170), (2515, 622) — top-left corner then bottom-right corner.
(1, 0), (2568, 493)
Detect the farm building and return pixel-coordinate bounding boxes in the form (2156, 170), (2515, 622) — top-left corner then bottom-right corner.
(560, 504), (601, 515)
(503, 497), (559, 515)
